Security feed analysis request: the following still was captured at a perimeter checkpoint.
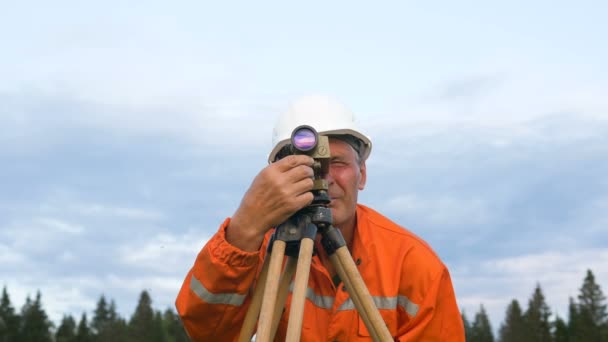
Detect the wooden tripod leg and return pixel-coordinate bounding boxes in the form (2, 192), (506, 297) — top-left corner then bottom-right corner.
(329, 253), (381, 342)
(238, 255), (271, 342)
(285, 238), (315, 342)
(256, 240), (287, 342)
(333, 246), (393, 342)
(270, 256), (298, 341)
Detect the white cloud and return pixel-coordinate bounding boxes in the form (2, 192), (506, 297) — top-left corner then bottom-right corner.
(364, 62), (608, 132)
(573, 196), (608, 234)
(71, 203), (165, 221)
(0, 245), (26, 264)
(1, 217), (85, 254)
(383, 194), (491, 228)
(481, 250), (608, 277)
(369, 112), (606, 149)
(35, 217), (84, 234)
(0, 91), (279, 152)
(118, 230), (212, 273)
(104, 274), (184, 296)
(34, 197), (168, 223)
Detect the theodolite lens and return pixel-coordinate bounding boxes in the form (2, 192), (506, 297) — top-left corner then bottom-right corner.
(291, 125), (318, 152)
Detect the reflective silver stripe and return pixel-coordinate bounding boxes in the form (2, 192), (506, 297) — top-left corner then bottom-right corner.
(289, 283), (334, 310)
(337, 295), (419, 317)
(398, 295), (419, 317)
(286, 282), (419, 317)
(190, 275), (247, 306)
(337, 296), (395, 311)
(304, 287), (335, 309)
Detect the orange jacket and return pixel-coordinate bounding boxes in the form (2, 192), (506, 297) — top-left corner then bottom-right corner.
(176, 204), (465, 341)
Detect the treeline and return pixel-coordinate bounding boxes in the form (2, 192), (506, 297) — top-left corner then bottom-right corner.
(0, 288), (189, 342)
(463, 269), (608, 341)
(1, 269), (606, 341)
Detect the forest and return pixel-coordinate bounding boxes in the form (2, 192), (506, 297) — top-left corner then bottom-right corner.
(463, 269), (606, 341)
(0, 269), (606, 341)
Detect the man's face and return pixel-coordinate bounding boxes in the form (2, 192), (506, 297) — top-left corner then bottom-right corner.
(325, 138), (367, 229)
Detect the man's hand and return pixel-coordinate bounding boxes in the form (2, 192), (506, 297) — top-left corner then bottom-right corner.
(226, 155), (315, 251)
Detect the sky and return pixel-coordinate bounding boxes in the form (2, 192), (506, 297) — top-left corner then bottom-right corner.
(1, 0), (607, 334)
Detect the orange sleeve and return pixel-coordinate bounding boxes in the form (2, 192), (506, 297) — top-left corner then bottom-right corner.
(175, 218), (263, 341)
(397, 267), (465, 341)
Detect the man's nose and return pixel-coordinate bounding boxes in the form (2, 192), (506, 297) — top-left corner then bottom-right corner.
(323, 170), (334, 185)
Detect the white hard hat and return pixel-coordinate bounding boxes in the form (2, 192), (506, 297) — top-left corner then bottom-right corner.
(268, 95), (372, 163)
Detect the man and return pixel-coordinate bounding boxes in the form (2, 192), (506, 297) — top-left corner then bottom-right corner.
(176, 95), (465, 341)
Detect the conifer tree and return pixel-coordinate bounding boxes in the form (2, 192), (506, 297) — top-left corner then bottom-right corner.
(552, 315), (569, 342)
(55, 314), (77, 342)
(461, 310), (472, 340)
(469, 304), (494, 342)
(92, 295), (110, 337)
(76, 313), (93, 342)
(92, 295), (128, 342)
(18, 291), (53, 342)
(163, 308), (189, 342)
(107, 300), (129, 342)
(498, 299), (526, 342)
(523, 284), (551, 342)
(0, 286), (20, 341)
(567, 297), (581, 342)
(115, 318), (130, 342)
(577, 269), (607, 341)
(128, 290), (156, 342)
(152, 310), (168, 342)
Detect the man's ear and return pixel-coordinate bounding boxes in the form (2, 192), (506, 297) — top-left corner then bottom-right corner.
(358, 160), (367, 190)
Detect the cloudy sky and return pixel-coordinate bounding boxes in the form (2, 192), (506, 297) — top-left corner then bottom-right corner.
(2, 0), (607, 333)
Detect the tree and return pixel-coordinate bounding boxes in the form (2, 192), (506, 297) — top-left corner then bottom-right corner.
(0, 286), (20, 342)
(152, 310), (168, 342)
(55, 314), (77, 342)
(469, 305), (494, 342)
(90, 295), (129, 342)
(128, 290), (156, 342)
(461, 310), (472, 341)
(18, 291), (53, 342)
(577, 269), (607, 341)
(92, 295), (110, 337)
(498, 299), (526, 342)
(567, 297), (581, 342)
(108, 300), (129, 342)
(76, 313), (93, 342)
(552, 315), (569, 342)
(163, 308), (189, 342)
(523, 284), (551, 342)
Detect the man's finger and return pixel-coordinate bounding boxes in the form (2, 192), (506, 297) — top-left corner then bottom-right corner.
(291, 177), (315, 195)
(274, 154), (314, 172)
(285, 164), (315, 182)
(294, 191), (314, 208)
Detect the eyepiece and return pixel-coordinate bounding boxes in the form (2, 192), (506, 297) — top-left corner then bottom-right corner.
(291, 125), (318, 152)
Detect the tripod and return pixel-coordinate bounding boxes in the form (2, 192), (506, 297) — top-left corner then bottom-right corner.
(237, 127), (393, 342)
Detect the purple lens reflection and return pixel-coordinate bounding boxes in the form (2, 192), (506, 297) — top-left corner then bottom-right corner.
(293, 128), (317, 150)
